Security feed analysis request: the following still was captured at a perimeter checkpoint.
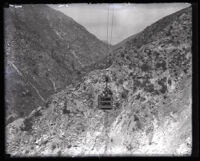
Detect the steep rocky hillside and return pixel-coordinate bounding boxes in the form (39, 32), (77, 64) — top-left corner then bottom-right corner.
(4, 4), (109, 123)
(114, 5), (192, 50)
(6, 6), (192, 156)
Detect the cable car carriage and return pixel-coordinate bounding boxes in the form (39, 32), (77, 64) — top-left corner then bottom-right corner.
(98, 76), (113, 110)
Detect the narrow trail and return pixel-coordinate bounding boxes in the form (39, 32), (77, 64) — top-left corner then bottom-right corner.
(8, 60), (45, 102)
(8, 61), (23, 76)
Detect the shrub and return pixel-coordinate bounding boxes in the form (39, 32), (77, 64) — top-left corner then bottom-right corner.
(63, 104), (70, 115)
(83, 85), (86, 90)
(140, 96), (146, 102)
(141, 64), (149, 72)
(135, 94), (140, 100)
(134, 115), (139, 121)
(33, 68), (38, 76)
(168, 79), (172, 85)
(115, 102), (120, 108)
(34, 110), (42, 117)
(129, 72), (133, 77)
(21, 118), (33, 132)
(57, 150), (62, 156)
(51, 144), (56, 150)
(76, 71), (81, 75)
(121, 89), (128, 99)
(19, 111), (24, 117)
(45, 100), (51, 108)
(112, 72), (117, 82)
(160, 85), (167, 94)
(21, 90), (32, 97)
(126, 144), (133, 151)
(144, 84), (155, 93)
(118, 79), (123, 85)
(88, 99), (94, 109)
(134, 80), (141, 87)
(155, 61), (166, 71)
(45, 72), (49, 77)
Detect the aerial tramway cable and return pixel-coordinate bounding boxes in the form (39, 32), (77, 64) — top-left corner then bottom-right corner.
(110, 7), (114, 47)
(106, 5), (115, 54)
(106, 6), (110, 53)
(102, 5), (116, 155)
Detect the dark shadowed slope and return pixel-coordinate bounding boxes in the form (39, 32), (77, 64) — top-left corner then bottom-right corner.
(4, 4), (109, 122)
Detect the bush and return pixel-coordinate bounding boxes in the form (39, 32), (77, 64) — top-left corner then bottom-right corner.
(63, 108), (70, 114)
(158, 77), (167, 94)
(155, 61), (167, 71)
(141, 64), (149, 72)
(83, 85), (86, 90)
(126, 144), (133, 151)
(168, 79), (172, 85)
(88, 99), (94, 109)
(111, 72), (117, 82)
(33, 68), (38, 76)
(135, 94), (140, 100)
(51, 144), (56, 150)
(45, 72), (49, 77)
(144, 84), (155, 93)
(121, 89), (128, 99)
(21, 90), (32, 97)
(34, 110), (42, 117)
(19, 111), (24, 117)
(140, 96), (146, 102)
(118, 79), (123, 85)
(134, 115), (139, 121)
(57, 150), (62, 156)
(63, 101), (70, 114)
(160, 85), (167, 94)
(21, 118), (33, 132)
(76, 71), (81, 75)
(115, 102), (120, 108)
(45, 99), (51, 108)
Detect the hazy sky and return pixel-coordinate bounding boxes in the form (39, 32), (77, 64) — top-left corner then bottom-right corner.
(49, 3), (190, 45)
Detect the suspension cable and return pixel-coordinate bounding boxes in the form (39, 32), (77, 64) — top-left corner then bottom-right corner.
(106, 4), (115, 56)
(110, 7), (114, 46)
(106, 5), (110, 53)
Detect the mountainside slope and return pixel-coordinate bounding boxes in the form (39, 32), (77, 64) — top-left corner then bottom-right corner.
(114, 6), (192, 50)
(4, 4), (109, 122)
(6, 6), (192, 156)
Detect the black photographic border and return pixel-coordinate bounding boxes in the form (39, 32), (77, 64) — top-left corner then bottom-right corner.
(0, 0), (199, 159)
